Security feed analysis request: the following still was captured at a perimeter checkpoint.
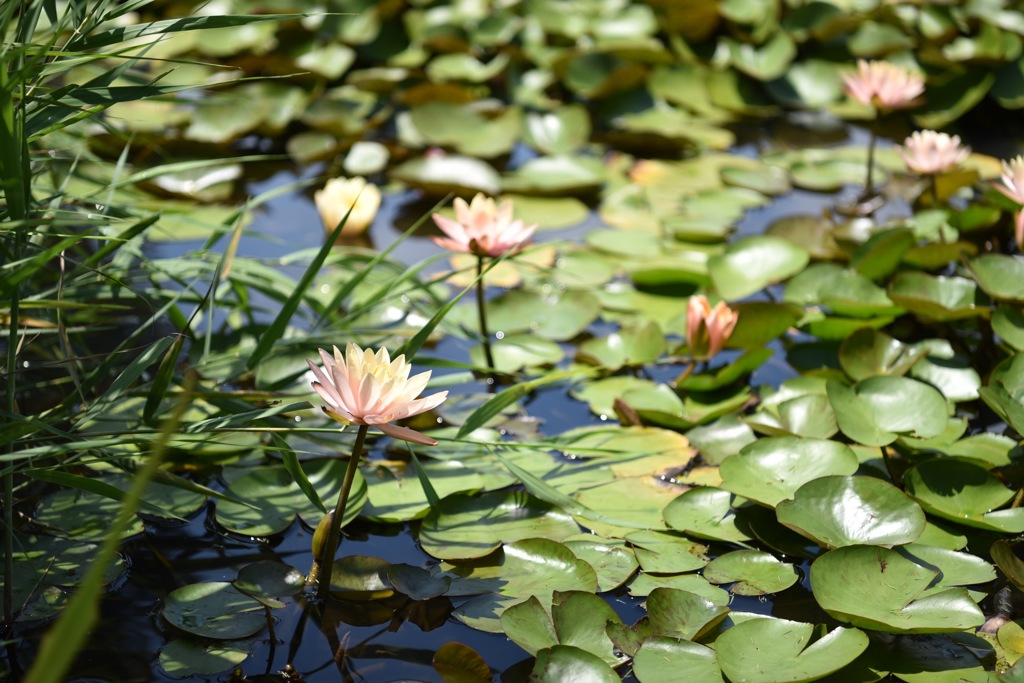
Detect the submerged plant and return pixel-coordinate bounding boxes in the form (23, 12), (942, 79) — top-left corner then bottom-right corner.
(432, 194), (537, 372)
(996, 156), (1024, 248)
(306, 344), (447, 600)
(842, 60), (925, 200)
(314, 176), (381, 237)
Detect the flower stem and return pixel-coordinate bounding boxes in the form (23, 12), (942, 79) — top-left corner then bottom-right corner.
(864, 128), (877, 198)
(315, 424), (369, 602)
(931, 177), (948, 243)
(476, 255), (495, 374)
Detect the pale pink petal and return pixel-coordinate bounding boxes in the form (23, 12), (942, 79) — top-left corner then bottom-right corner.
(375, 421), (439, 446)
(390, 390), (449, 421)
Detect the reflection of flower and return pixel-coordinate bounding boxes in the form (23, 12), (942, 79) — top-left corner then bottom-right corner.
(314, 177), (381, 237)
(842, 60), (925, 111)
(432, 194), (537, 258)
(996, 156), (1024, 248)
(686, 295), (739, 361)
(308, 344), (448, 445)
(898, 131), (970, 175)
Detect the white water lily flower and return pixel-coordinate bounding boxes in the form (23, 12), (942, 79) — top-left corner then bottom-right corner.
(996, 155), (1024, 249)
(307, 343), (448, 445)
(314, 176), (381, 237)
(898, 130), (970, 175)
(431, 193), (537, 257)
(841, 60), (925, 111)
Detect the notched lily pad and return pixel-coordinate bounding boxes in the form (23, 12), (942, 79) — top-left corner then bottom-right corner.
(810, 546), (985, 633)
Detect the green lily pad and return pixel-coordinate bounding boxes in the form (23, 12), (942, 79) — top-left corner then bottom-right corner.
(162, 582), (266, 640)
(33, 486), (145, 541)
(850, 227), (914, 281)
(577, 320), (666, 371)
(233, 561), (304, 600)
(362, 458), (485, 523)
(776, 475), (927, 548)
(470, 334), (564, 372)
(502, 155), (605, 195)
(432, 642), (492, 683)
(503, 591), (627, 667)
(980, 352), (1024, 436)
(387, 564), (451, 601)
(810, 545), (986, 633)
(627, 573), (731, 604)
(839, 328), (929, 381)
(663, 488), (755, 544)
(643, 586), (731, 640)
(720, 437), (860, 507)
(391, 154), (500, 196)
(888, 273), (986, 321)
(904, 458), (1024, 532)
(969, 255), (1024, 302)
(633, 638), (723, 683)
(686, 415), (757, 465)
(827, 376), (950, 447)
(159, 640), (249, 679)
(523, 105), (591, 155)
(708, 236), (810, 301)
(625, 529), (708, 574)
(563, 537), (639, 592)
(994, 305), (1024, 351)
(702, 550), (798, 596)
(419, 491), (580, 560)
(330, 555), (393, 599)
(531, 645), (619, 683)
(909, 339), (981, 403)
(217, 460), (365, 536)
(716, 618), (868, 683)
(483, 289), (601, 341)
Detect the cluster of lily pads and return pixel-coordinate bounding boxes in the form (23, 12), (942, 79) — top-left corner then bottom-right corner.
(7, 1), (1024, 682)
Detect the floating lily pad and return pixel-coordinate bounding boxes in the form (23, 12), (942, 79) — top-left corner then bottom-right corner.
(502, 591), (627, 667)
(994, 305), (1024, 351)
(159, 639), (249, 679)
(470, 334), (564, 372)
(904, 458), (1024, 532)
(969, 254), (1024, 302)
(716, 618), (868, 683)
(708, 236), (810, 301)
(839, 328), (928, 381)
(577, 320), (666, 371)
(391, 154), (500, 195)
(432, 642), (492, 683)
(702, 550), (798, 596)
(233, 561), (304, 600)
(531, 645), (619, 683)
(663, 488), (754, 544)
(888, 273), (986, 321)
(162, 582), (266, 640)
(720, 437), (860, 507)
(777, 475), (926, 548)
(419, 491), (580, 560)
(810, 546), (985, 633)
(827, 376), (950, 447)
(483, 289), (601, 341)
(643, 586), (731, 640)
(625, 529), (708, 574)
(563, 537), (639, 592)
(627, 573), (731, 604)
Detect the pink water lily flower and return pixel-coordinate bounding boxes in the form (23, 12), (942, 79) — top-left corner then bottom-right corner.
(842, 60), (925, 111)
(898, 130), (970, 175)
(686, 295), (739, 361)
(308, 344), (448, 446)
(432, 194), (537, 258)
(996, 155), (1024, 248)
